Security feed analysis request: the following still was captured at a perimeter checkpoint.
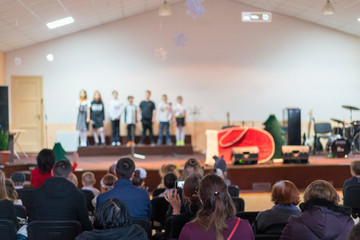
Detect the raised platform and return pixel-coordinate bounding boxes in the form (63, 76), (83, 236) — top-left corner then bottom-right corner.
(78, 144), (194, 156)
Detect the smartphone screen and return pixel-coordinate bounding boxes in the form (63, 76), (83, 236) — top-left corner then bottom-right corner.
(175, 180), (185, 189)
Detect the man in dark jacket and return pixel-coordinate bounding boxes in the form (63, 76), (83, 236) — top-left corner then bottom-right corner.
(96, 158), (152, 220)
(29, 160), (92, 231)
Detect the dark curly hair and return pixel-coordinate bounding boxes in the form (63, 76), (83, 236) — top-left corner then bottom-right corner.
(94, 198), (131, 230)
(36, 149), (55, 174)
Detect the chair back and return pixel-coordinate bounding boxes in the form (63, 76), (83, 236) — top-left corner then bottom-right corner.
(132, 218), (151, 239)
(152, 188), (166, 197)
(344, 185), (360, 218)
(151, 197), (169, 228)
(15, 204), (27, 219)
(0, 219), (17, 240)
(232, 197), (245, 212)
(228, 185), (239, 197)
(17, 188), (35, 216)
(236, 211), (260, 225)
(314, 122), (332, 134)
(80, 189), (95, 215)
(28, 220), (82, 240)
(255, 234), (280, 240)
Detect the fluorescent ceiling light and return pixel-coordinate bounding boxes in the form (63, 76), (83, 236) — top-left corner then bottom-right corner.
(46, 17), (75, 29)
(242, 12), (272, 22)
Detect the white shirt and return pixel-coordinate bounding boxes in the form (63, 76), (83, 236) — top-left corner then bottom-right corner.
(158, 101), (172, 122)
(173, 103), (186, 117)
(125, 104), (137, 124)
(82, 186), (101, 198)
(108, 99), (124, 120)
(77, 99), (90, 109)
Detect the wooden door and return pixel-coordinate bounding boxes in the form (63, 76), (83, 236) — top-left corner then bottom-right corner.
(11, 76), (43, 153)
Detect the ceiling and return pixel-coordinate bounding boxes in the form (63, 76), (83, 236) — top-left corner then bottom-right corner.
(0, 0), (360, 53)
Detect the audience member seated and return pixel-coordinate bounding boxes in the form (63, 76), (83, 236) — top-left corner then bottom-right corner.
(158, 164), (180, 188)
(0, 170), (18, 229)
(280, 180), (354, 240)
(348, 223), (360, 240)
(96, 158), (152, 220)
(75, 198), (147, 240)
(100, 174), (117, 193)
(11, 172), (26, 189)
(30, 149), (56, 188)
(179, 174), (254, 240)
(253, 180), (301, 235)
(132, 167), (147, 189)
(343, 161), (360, 196)
(165, 173), (202, 239)
(29, 160), (92, 231)
(158, 173), (177, 197)
(81, 172), (100, 198)
(213, 156), (231, 186)
(180, 158), (204, 181)
(5, 179), (23, 205)
(69, 173), (79, 187)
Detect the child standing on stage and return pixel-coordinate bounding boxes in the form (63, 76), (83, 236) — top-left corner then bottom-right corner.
(157, 94), (172, 145)
(173, 96), (186, 146)
(76, 90), (90, 147)
(138, 90), (156, 145)
(90, 91), (106, 146)
(124, 96), (137, 146)
(108, 90), (124, 146)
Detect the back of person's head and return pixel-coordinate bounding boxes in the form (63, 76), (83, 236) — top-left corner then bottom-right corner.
(69, 173), (78, 188)
(53, 160), (72, 179)
(304, 180), (340, 205)
(36, 148), (56, 174)
(164, 173), (177, 189)
(159, 164), (180, 178)
(271, 180), (300, 206)
(132, 170), (143, 187)
(195, 174), (236, 240)
(108, 163), (116, 175)
(11, 172), (25, 187)
(94, 198), (131, 230)
(101, 174), (117, 192)
(5, 179), (18, 202)
(350, 161), (360, 176)
(82, 172), (96, 186)
(115, 158), (135, 180)
(0, 170), (7, 201)
(348, 223), (360, 240)
(182, 158), (203, 180)
(183, 174), (202, 205)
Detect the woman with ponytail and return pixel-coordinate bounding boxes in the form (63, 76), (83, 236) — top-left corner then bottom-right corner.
(179, 174), (254, 240)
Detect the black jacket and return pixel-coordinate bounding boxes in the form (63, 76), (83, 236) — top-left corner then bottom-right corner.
(29, 177), (92, 231)
(0, 199), (19, 229)
(75, 224), (147, 240)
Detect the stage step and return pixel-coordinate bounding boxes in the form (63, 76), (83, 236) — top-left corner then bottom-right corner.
(78, 144), (193, 156)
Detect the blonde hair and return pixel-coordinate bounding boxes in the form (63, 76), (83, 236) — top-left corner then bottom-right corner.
(69, 173), (78, 188)
(0, 170), (8, 201)
(82, 172), (95, 186)
(304, 180), (340, 205)
(5, 179), (18, 202)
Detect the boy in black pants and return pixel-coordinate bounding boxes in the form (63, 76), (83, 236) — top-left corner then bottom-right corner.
(138, 90), (156, 145)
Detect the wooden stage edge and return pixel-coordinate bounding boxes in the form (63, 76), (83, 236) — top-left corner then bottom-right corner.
(2, 154), (358, 193)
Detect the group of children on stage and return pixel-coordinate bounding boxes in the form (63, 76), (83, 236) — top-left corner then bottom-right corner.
(76, 90), (186, 147)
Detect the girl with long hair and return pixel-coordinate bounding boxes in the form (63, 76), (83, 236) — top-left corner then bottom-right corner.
(179, 174), (254, 240)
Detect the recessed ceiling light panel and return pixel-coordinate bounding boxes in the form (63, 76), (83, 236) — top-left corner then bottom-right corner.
(242, 12), (272, 23)
(46, 17), (75, 29)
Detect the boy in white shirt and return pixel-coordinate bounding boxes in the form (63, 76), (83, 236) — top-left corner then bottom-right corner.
(157, 94), (172, 146)
(173, 96), (186, 146)
(108, 91), (124, 146)
(124, 96), (137, 146)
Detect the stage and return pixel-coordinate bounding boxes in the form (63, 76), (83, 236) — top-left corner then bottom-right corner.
(4, 150), (357, 193)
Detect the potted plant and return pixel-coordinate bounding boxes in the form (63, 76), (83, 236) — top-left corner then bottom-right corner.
(0, 130), (10, 164)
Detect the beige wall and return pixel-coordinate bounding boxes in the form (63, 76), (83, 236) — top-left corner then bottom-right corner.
(0, 51), (5, 85)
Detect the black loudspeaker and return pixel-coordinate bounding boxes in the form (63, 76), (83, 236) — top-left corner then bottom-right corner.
(287, 108), (301, 145)
(0, 86), (9, 133)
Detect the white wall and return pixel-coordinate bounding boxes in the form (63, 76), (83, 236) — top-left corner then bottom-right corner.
(6, 0), (360, 124)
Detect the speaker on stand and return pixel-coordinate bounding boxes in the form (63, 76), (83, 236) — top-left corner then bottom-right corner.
(287, 108), (301, 145)
(0, 86), (9, 133)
